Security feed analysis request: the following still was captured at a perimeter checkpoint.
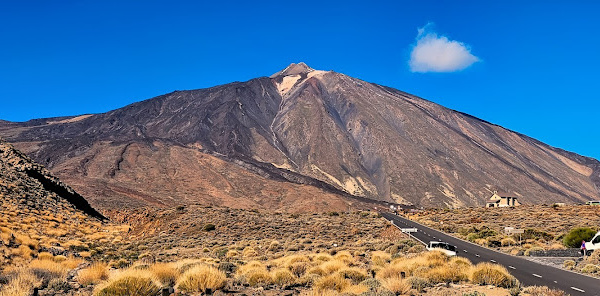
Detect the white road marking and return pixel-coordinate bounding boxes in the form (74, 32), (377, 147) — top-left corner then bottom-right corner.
(508, 266), (515, 270)
(490, 260), (497, 263)
(570, 287), (585, 293)
(532, 274), (542, 278)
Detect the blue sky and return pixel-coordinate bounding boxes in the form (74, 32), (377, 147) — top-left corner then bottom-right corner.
(1, 1), (599, 159)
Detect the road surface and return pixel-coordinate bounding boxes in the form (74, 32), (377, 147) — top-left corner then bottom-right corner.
(381, 212), (600, 295)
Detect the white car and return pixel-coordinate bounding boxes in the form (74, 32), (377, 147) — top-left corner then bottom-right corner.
(426, 241), (457, 256)
(584, 231), (600, 255)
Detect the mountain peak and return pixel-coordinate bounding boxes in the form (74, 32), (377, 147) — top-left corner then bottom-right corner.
(270, 62), (315, 78)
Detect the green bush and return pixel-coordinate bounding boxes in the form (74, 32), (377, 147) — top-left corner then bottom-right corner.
(563, 227), (596, 248)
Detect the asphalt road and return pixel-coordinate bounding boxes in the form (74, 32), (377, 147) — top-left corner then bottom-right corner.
(381, 212), (600, 295)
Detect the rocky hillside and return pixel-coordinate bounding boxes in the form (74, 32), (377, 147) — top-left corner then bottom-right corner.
(1, 63), (599, 208)
(0, 138), (103, 219)
(0, 138), (127, 270)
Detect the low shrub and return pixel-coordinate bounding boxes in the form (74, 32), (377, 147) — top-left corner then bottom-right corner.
(501, 237), (517, 247)
(524, 247), (544, 256)
(289, 261), (310, 277)
(94, 270), (161, 296)
(341, 284), (369, 294)
(0, 271), (39, 296)
(242, 247), (259, 258)
(203, 223), (216, 231)
(271, 269), (296, 286)
(470, 262), (518, 288)
(581, 264), (600, 274)
(37, 252), (54, 261)
(238, 266), (272, 287)
(149, 263), (179, 287)
(337, 267), (367, 284)
(562, 260), (576, 270)
(380, 276), (411, 294)
(522, 285), (569, 296)
(313, 274), (350, 292)
(176, 265), (226, 293)
(320, 260), (346, 275)
(406, 276), (428, 292)
(78, 263), (109, 286)
(29, 259), (68, 279)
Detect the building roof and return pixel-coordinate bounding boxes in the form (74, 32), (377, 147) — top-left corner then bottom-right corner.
(494, 191), (518, 198)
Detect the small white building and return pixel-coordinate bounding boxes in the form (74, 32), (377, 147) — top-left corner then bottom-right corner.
(486, 191), (520, 208)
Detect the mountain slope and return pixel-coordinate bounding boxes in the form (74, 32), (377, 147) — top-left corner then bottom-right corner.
(1, 63), (599, 208)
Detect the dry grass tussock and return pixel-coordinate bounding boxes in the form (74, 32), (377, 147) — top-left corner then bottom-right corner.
(380, 276), (412, 294)
(149, 262), (179, 286)
(176, 265), (227, 293)
(78, 262), (109, 285)
(0, 270), (39, 296)
(470, 262), (519, 288)
(94, 269), (161, 296)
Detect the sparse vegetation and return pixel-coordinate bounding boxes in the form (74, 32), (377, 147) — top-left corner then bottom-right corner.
(414, 205), (600, 255)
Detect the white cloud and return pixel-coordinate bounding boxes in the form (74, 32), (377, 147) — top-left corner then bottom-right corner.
(409, 23), (480, 73)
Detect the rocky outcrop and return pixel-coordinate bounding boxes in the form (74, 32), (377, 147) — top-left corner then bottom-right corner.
(0, 138), (104, 219)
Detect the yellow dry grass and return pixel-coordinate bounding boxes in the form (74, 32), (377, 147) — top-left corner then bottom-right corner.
(470, 262), (518, 288)
(341, 284), (369, 294)
(313, 274), (351, 292)
(28, 259), (68, 278)
(78, 262), (109, 286)
(371, 250), (391, 266)
(380, 276), (412, 294)
(0, 270), (39, 296)
(149, 262), (180, 287)
(176, 265), (227, 293)
(94, 269), (161, 296)
(333, 251), (353, 264)
(320, 259), (347, 274)
(271, 268), (297, 286)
